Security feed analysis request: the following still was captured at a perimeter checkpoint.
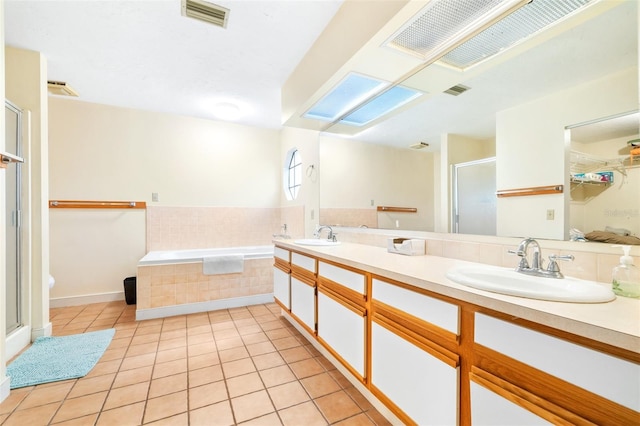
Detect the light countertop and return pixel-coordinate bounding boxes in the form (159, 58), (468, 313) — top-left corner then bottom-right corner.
(275, 240), (640, 354)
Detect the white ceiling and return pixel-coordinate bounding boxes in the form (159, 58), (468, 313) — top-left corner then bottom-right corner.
(4, 0), (638, 149)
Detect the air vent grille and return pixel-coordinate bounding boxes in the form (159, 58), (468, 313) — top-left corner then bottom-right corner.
(182, 0), (229, 28)
(444, 84), (470, 96)
(47, 80), (79, 97)
(409, 142), (430, 150)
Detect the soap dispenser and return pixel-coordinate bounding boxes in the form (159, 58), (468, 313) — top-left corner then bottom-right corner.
(612, 245), (640, 298)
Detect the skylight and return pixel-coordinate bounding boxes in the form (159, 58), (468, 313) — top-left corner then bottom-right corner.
(303, 73), (422, 126)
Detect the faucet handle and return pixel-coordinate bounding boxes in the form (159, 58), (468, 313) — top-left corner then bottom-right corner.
(547, 254), (574, 273)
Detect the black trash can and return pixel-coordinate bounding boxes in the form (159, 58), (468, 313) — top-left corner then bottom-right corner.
(123, 277), (137, 305)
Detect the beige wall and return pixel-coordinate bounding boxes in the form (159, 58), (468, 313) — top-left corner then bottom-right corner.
(1, 1), (7, 401)
(496, 66), (638, 240)
(48, 98), (283, 303)
(319, 135), (434, 231)
(5, 47), (51, 340)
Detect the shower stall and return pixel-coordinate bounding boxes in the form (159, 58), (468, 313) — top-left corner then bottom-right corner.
(5, 100), (24, 338)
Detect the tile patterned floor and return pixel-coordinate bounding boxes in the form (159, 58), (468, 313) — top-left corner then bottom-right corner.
(0, 301), (391, 426)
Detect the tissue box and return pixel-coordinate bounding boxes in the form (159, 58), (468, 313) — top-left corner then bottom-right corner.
(387, 238), (425, 256)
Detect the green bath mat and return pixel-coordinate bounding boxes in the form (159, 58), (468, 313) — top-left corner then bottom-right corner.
(7, 328), (115, 389)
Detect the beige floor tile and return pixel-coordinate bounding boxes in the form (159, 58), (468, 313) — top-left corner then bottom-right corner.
(155, 346), (187, 363)
(157, 336), (187, 351)
(152, 358), (188, 379)
(267, 381), (310, 410)
(68, 373), (116, 398)
(271, 336), (301, 351)
(238, 411), (282, 425)
(187, 324), (212, 336)
(216, 336), (245, 350)
(51, 390), (108, 423)
(188, 332), (215, 345)
(259, 365), (296, 388)
(18, 381), (74, 409)
(96, 401), (145, 426)
(3, 402), (60, 426)
(108, 336), (133, 349)
(241, 332), (269, 345)
(188, 341), (217, 357)
(148, 373), (188, 399)
(214, 328), (241, 340)
(143, 390), (188, 423)
(112, 365), (153, 388)
(315, 390), (363, 424)
(222, 358), (256, 378)
(53, 413), (99, 425)
(246, 341), (276, 357)
(301, 372), (341, 399)
(230, 390), (275, 423)
(278, 400), (328, 426)
(219, 346), (250, 363)
(160, 329), (186, 341)
(103, 381), (149, 410)
(226, 372), (264, 398)
(334, 412), (377, 426)
(188, 352), (221, 371)
(264, 328), (292, 341)
(188, 364), (224, 388)
(100, 346), (127, 362)
(252, 352), (285, 371)
(143, 412), (188, 425)
(119, 352), (156, 371)
(126, 341), (159, 357)
(238, 325), (263, 337)
(280, 346), (312, 363)
(289, 358), (326, 379)
(189, 400), (235, 426)
(188, 381), (228, 410)
(0, 387), (30, 414)
(130, 333), (160, 346)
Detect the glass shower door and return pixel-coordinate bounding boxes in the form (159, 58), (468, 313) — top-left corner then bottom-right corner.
(5, 100), (22, 335)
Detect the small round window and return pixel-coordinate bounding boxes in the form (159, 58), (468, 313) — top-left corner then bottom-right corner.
(283, 148), (302, 200)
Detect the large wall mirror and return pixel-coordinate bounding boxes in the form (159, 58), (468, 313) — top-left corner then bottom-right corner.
(317, 0), (638, 241)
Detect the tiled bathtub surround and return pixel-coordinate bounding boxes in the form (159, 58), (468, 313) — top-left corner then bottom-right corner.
(146, 206), (304, 251)
(137, 258), (273, 310)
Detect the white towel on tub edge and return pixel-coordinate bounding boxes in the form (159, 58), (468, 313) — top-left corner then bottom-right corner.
(202, 254), (245, 275)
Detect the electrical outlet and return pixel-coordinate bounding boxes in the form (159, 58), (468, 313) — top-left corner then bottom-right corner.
(546, 209), (555, 220)
(371, 199), (374, 206)
(311, 209), (315, 220)
(152, 192), (159, 202)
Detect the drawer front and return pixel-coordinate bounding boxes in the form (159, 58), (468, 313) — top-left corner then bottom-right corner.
(290, 276), (315, 331)
(470, 381), (552, 425)
(475, 313), (640, 411)
(274, 247), (290, 262)
(372, 278), (459, 335)
(319, 261), (366, 295)
(273, 267), (290, 310)
(291, 252), (316, 274)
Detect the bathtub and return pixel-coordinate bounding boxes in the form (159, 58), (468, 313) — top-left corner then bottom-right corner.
(138, 245), (274, 266)
(135, 245), (275, 320)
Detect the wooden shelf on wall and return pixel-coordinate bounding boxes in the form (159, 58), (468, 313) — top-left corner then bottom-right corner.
(496, 185), (563, 198)
(377, 206), (418, 213)
(49, 200), (147, 209)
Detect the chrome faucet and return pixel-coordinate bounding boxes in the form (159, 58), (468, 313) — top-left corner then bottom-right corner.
(272, 223), (291, 239)
(509, 237), (574, 279)
(314, 225), (337, 241)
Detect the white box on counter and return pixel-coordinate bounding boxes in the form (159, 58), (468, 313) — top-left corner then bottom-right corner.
(387, 238), (426, 256)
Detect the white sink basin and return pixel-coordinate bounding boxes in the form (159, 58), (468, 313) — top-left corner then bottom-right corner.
(445, 265), (615, 303)
(294, 238), (341, 246)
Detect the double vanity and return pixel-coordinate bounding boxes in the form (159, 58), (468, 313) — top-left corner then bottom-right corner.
(273, 240), (639, 425)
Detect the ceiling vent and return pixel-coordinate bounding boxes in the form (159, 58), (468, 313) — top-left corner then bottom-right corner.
(181, 0), (229, 28)
(409, 142), (430, 150)
(47, 81), (79, 97)
(444, 84), (470, 96)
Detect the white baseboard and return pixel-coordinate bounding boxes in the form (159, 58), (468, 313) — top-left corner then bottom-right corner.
(6, 326), (32, 360)
(0, 375), (10, 404)
(136, 293), (275, 321)
(50, 291), (125, 308)
(280, 309), (402, 425)
(31, 322), (52, 340)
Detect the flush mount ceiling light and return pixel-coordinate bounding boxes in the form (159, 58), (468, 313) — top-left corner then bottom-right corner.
(47, 80), (79, 97)
(386, 0), (532, 65)
(303, 73), (422, 127)
(181, 0), (229, 28)
(441, 0), (593, 69)
(212, 102), (241, 121)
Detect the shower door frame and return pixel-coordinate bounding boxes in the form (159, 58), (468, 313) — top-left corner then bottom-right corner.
(5, 99), (23, 335)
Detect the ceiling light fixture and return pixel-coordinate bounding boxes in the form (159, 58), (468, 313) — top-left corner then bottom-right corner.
(211, 102), (241, 121)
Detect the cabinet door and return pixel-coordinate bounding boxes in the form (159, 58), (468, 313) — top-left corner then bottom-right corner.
(371, 321), (458, 425)
(273, 267), (290, 310)
(291, 276), (315, 332)
(317, 290), (365, 378)
(471, 381), (552, 426)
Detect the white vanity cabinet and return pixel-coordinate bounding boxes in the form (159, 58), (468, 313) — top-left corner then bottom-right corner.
(316, 261), (367, 380)
(370, 278), (459, 425)
(273, 247), (290, 310)
(289, 252), (317, 334)
(470, 381), (553, 426)
(471, 313), (640, 424)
